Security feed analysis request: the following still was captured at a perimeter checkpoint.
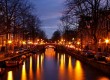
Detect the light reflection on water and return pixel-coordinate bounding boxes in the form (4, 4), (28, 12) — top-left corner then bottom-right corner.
(2, 47), (110, 80)
(59, 54), (65, 80)
(74, 60), (84, 80)
(21, 62), (27, 80)
(41, 54), (44, 66)
(68, 56), (73, 80)
(57, 53), (59, 62)
(7, 71), (13, 80)
(45, 48), (55, 58)
(36, 55), (41, 80)
(97, 77), (110, 80)
(30, 56), (33, 80)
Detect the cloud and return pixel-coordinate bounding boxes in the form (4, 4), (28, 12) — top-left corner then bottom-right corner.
(40, 12), (62, 21)
(42, 26), (58, 29)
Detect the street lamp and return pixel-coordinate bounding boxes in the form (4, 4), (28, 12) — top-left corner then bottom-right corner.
(8, 40), (12, 50)
(105, 39), (109, 44)
(22, 41), (26, 45)
(105, 38), (109, 52)
(77, 41), (80, 51)
(77, 41), (80, 45)
(8, 40), (12, 44)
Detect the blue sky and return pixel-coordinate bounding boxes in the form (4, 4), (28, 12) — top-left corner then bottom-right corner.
(29, 0), (65, 39)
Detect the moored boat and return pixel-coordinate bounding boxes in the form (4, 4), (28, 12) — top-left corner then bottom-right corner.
(5, 58), (23, 67)
(66, 49), (110, 75)
(5, 60), (18, 67)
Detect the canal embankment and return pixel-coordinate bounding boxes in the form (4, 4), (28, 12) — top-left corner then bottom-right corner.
(0, 45), (45, 67)
(65, 48), (110, 75)
(55, 45), (110, 75)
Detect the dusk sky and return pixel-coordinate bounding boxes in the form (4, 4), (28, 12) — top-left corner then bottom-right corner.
(30, 0), (65, 39)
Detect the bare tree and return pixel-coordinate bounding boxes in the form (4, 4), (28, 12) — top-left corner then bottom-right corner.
(0, 0), (45, 51)
(62, 0), (110, 50)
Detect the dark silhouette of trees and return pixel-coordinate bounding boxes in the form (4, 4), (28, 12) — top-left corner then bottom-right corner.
(51, 30), (61, 42)
(62, 29), (78, 42)
(0, 0), (46, 51)
(61, 0), (110, 50)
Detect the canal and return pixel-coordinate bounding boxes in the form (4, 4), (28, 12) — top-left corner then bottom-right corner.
(0, 47), (110, 80)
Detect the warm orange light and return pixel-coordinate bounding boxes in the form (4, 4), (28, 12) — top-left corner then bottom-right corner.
(21, 62), (27, 80)
(41, 54), (44, 67)
(57, 53), (59, 62)
(69, 45), (75, 48)
(68, 56), (73, 80)
(61, 39), (63, 42)
(97, 77), (109, 80)
(37, 39), (39, 42)
(8, 40), (12, 44)
(36, 55), (41, 80)
(59, 54), (65, 80)
(45, 48), (55, 58)
(7, 71), (13, 80)
(74, 60), (84, 80)
(22, 41), (26, 44)
(37, 55), (39, 69)
(77, 41), (80, 45)
(28, 41), (33, 44)
(105, 39), (109, 44)
(30, 56), (33, 80)
(60, 54), (65, 70)
(69, 42), (71, 45)
(34, 43), (38, 45)
(68, 56), (72, 69)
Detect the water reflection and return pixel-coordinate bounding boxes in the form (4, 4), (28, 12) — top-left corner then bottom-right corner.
(74, 60), (84, 80)
(45, 48), (55, 58)
(7, 71), (13, 80)
(21, 62), (27, 80)
(68, 56), (73, 80)
(1, 47), (110, 80)
(97, 77), (109, 80)
(57, 53), (59, 62)
(59, 54), (65, 80)
(36, 55), (41, 80)
(41, 54), (44, 67)
(30, 56), (33, 80)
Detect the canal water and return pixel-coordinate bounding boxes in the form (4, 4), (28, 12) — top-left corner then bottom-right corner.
(0, 47), (110, 80)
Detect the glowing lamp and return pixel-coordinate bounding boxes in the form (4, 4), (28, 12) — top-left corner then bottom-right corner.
(77, 42), (80, 45)
(105, 39), (109, 44)
(8, 40), (12, 44)
(28, 41), (33, 44)
(22, 41), (26, 44)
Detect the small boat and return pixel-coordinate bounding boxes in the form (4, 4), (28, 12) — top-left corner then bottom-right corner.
(5, 58), (23, 67)
(5, 60), (18, 67)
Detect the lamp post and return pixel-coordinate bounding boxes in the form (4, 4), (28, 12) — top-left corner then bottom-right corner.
(22, 41), (26, 48)
(105, 39), (109, 52)
(8, 40), (12, 50)
(77, 41), (80, 51)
